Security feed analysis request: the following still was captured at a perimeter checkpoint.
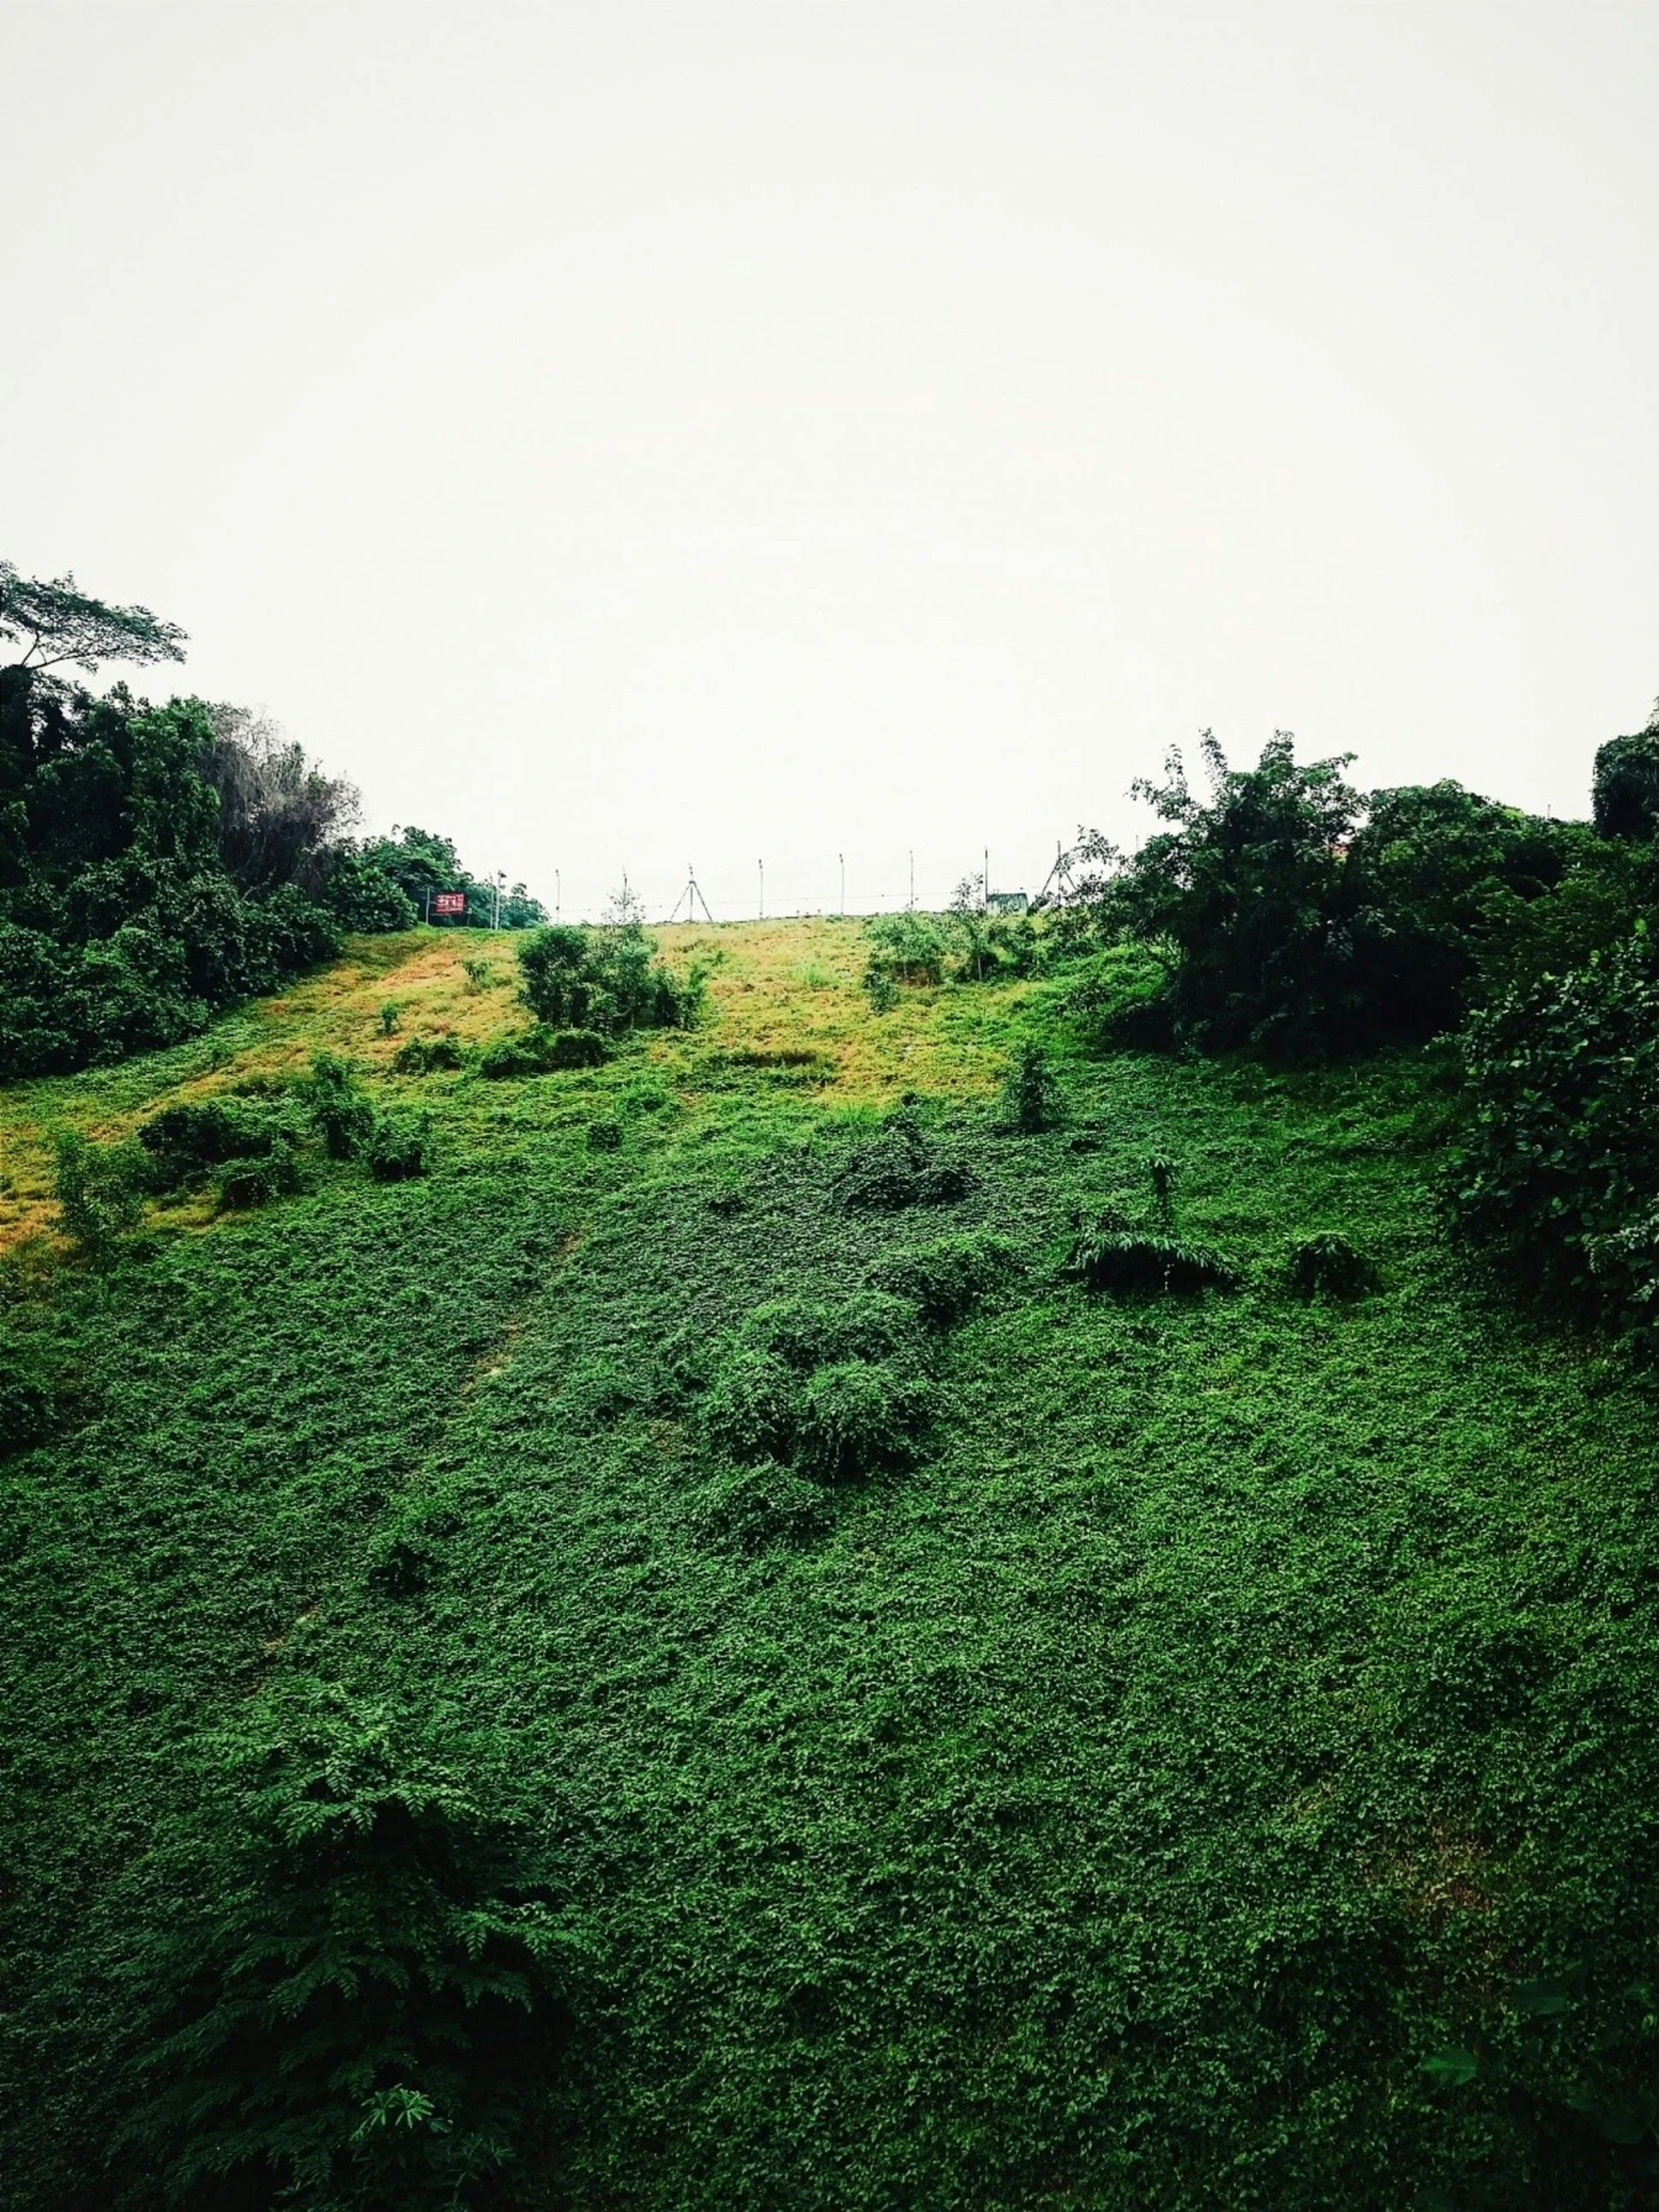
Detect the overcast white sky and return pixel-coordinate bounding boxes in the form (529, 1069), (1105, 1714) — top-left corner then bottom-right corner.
(4, 2), (1657, 918)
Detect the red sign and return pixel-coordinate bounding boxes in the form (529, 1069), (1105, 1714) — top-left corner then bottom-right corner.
(432, 891), (466, 916)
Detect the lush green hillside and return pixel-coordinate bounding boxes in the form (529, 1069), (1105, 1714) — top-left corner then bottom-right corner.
(4, 919), (1659, 2209)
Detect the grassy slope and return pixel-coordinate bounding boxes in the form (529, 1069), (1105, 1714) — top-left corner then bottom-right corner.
(4, 921), (1659, 2209)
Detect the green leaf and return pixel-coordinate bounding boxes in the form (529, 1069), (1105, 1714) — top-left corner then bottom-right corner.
(1512, 1975), (1573, 2016)
(1420, 2046), (1479, 2088)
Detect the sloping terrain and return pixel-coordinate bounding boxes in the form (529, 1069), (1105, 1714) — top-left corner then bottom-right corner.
(4, 921), (1658, 2209)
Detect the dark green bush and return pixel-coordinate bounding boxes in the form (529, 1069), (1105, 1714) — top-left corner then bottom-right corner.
(544, 1028), (609, 1070)
(699, 1349), (803, 1464)
(794, 1360), (930, 1483)
(861, 911), (946, 998)
(0, 1356), (52, 1456)
(1593, 724), (1659, 841)
(998, 1041), (1061, 1133)
(478, 1032), (543, 1079)
(1067, 1225), (1238, 1297)
(117, 1684), (564, 2211)
(317, 849), (420, 934)
(517, 922), (702, 1036)
(478, 1025), (611, 1079)
(1284, 1233), (1377, 1301)
(833, 1110), (973, 1213)
(1449, 931), (1659, 1337)
(138, 1097), (296, 1192)
(367, 1116), (430, 1184)
(215, 1139), (302, 1212)
(1078, 735), (1586, 1056)
(305, 1052), (376, 1161)
(866, 1232), (1019, 1328)
(391, 1035), (465, 1075)
(586, 1117), (623, 1153)
(737, 1291), (924, 1372)
(51, 1129), (147, 1262)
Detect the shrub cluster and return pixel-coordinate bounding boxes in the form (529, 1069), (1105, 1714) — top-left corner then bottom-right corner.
(138, 1097), (303, 1190)
(864, 1231), (1019, 1327)
(861, 911), (947, 1006)
(516, 923), (703, 1037)
(392, 1034), (466, 1075)
(1070, 732), (1608, 1056)
(698, 1292), (933, 1487)
(997, 1042), (1062, 1133)
(1067, 1224), (1239, 1298)
(943, 881), (1047, 984)
(306, 1052), (377, 1162)
(55, 1052), (434, 1257)
(368, 1114), (432, 1184)
(1448, 931), (1659, 1340)
(832, 1109), (974, 1213)
(478, 1026), (611, 1079)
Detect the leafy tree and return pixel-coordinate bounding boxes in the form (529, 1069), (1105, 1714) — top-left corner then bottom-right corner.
(1344, 780), (1582, 1035)
(1592, 714), (1659, 841)
(199, 705), (361, 894)
(1107, 731), (1364, 1053)
(318, 849), (419, 934)
(862, 910), (947, 1000)
(362, 830), (544, 931)
(0, 557), (544, 1076)
(1081, 735), (1593, 1056)
(115, 1684), (565, 2210)
(0, 559), (188, 679)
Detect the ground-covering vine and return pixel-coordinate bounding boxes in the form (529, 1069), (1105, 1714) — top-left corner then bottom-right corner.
(3, 919), (1659, 2209)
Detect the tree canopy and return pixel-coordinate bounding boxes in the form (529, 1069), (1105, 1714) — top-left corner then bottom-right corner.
(0, 560), (188, 676)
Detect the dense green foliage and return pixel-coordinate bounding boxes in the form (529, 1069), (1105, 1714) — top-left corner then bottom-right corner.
(9, 655), (1659, 2206)
(516, 924), (703, 1036)
(114, 1685), (565, 2209)
(1449, 930), (1659, 1340)
(1087, 732), (1595, 1054)
(8, 1000), (1659, 2209)
(361, 828), (544, 931)
(0, 559), (546, 1077)
(0, 682), (351, 1073)
(1059, 723), (1659, 1344)
(1592, 719), (1659, 842)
